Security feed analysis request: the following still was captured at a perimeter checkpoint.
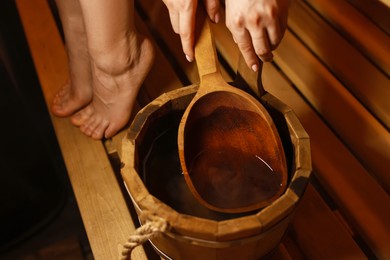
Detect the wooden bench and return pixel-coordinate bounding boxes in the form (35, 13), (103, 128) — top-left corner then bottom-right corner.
(16, 0), (390, 259)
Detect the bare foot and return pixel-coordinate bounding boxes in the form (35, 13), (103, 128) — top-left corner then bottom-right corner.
(71, 33), (154, 139)
(51, 73), (92, 117)
(51, 0), (93, 117)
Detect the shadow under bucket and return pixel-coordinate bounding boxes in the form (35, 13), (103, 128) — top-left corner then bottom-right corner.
(121, 79), (311, 259)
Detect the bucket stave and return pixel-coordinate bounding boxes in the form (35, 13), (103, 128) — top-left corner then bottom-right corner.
(121, 84), (311, 259)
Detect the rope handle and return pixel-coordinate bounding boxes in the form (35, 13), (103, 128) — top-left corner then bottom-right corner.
(121, 211), (169, 260)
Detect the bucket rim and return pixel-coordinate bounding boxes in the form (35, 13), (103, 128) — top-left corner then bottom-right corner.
(121, 86), (311, 239)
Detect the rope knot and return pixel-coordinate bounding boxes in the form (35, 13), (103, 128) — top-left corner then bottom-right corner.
(121, 211), (168, 260)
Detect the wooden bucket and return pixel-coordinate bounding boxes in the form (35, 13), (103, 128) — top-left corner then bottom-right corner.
(121, 73), (311, 259)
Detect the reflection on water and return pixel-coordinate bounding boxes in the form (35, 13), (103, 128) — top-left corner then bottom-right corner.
(185, 106), (285, 212)
(142, 123), (251, 221)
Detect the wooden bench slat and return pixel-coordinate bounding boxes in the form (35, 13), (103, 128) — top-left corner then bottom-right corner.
(345, 0), (390, 35)
(281, 230), (306, 260)
(15, 0), (147, 259)
(273, 33), (390, 259)
(378, 0), (390, 9)
(213, 5), (390, 194)
(260, 59), (390, 258)
(210, 11), (390, 259)
(268, 49), (390, 259)
(17, 0), (390, 258)
(274, 29), (390, 193)
(290, 185), (366, 259)
(304, 0), (390, 76)
(289, 0), (390, 130)
(268, 243), (293, 260)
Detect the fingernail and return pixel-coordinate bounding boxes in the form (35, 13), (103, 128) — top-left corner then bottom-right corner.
(251, 64), (259, 72)
(185, 55), (193, 62)
(214, 13), (220, 23)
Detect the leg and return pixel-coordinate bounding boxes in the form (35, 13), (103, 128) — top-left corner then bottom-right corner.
(51, 0), (93, 117)
(71, 0), (154, 139)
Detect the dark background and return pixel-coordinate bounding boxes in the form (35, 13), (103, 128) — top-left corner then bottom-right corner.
(0, 0), (90, 258)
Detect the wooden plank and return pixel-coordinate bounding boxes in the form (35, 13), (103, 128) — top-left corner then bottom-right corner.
(281, 231), (306, 260)
(274, 29), (390, 193)
(34, 236), (84, 260)
(289, 0), (390, 129)
(266, 51), (390, 259)
(378, 0), (390, 8)
(290, 185), (366, 259)
(273, 34), (390, 260)
(346, 0), (390, 35)
(15, 0), (146, 259)
(21, 0), (386, 258)
(268, 243), (293, 260)
(304, 0), (390, 76)
(276, 0), (390, 191)
(210, 12), (390, 259)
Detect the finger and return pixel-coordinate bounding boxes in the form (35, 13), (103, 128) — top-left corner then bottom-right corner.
(179, 7), (196, 62)
(203, 0), (220, 23)
(250, 27), (273, 62)
(233, 29), (260, 71)
(168, 10), (179, 34)
(267, 18), (282, 50)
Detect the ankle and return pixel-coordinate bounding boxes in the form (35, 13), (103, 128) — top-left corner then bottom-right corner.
(89, 32), (141, 76)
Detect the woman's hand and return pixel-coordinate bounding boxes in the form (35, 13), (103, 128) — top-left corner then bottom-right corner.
(162, 0), (220, 62)
(225, 0), (290, 71)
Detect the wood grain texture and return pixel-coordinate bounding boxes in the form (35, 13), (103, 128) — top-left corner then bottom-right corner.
(378, 0), (390, 8)
(289, 0), (390, 129)
(16, 0), (390, 258)
(274, 30), (390, 192)
(15, 0), (146, 259)
(304, 0), (390, 76)
(346, 0), (390, 35)
(210, 7), (390, 260)
(290, 185), (366, 259)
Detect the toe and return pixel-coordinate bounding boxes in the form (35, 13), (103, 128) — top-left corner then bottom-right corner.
(92, 120), (110, 140)
(104, 118), (126, 139)
(71, 112), (84, 126)
(80, 124), (92, 137)
(80, 116), (99, 137)
(71, 106), (93, 126)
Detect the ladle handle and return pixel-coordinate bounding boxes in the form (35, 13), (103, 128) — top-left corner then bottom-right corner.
(194, 7), (219, 79)
(236, 54), (266, 97)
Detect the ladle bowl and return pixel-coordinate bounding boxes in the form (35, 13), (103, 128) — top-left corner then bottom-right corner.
(178, 11), (288, 213)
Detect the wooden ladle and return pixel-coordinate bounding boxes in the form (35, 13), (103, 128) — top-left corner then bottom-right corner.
(178, 11), (287, 213)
